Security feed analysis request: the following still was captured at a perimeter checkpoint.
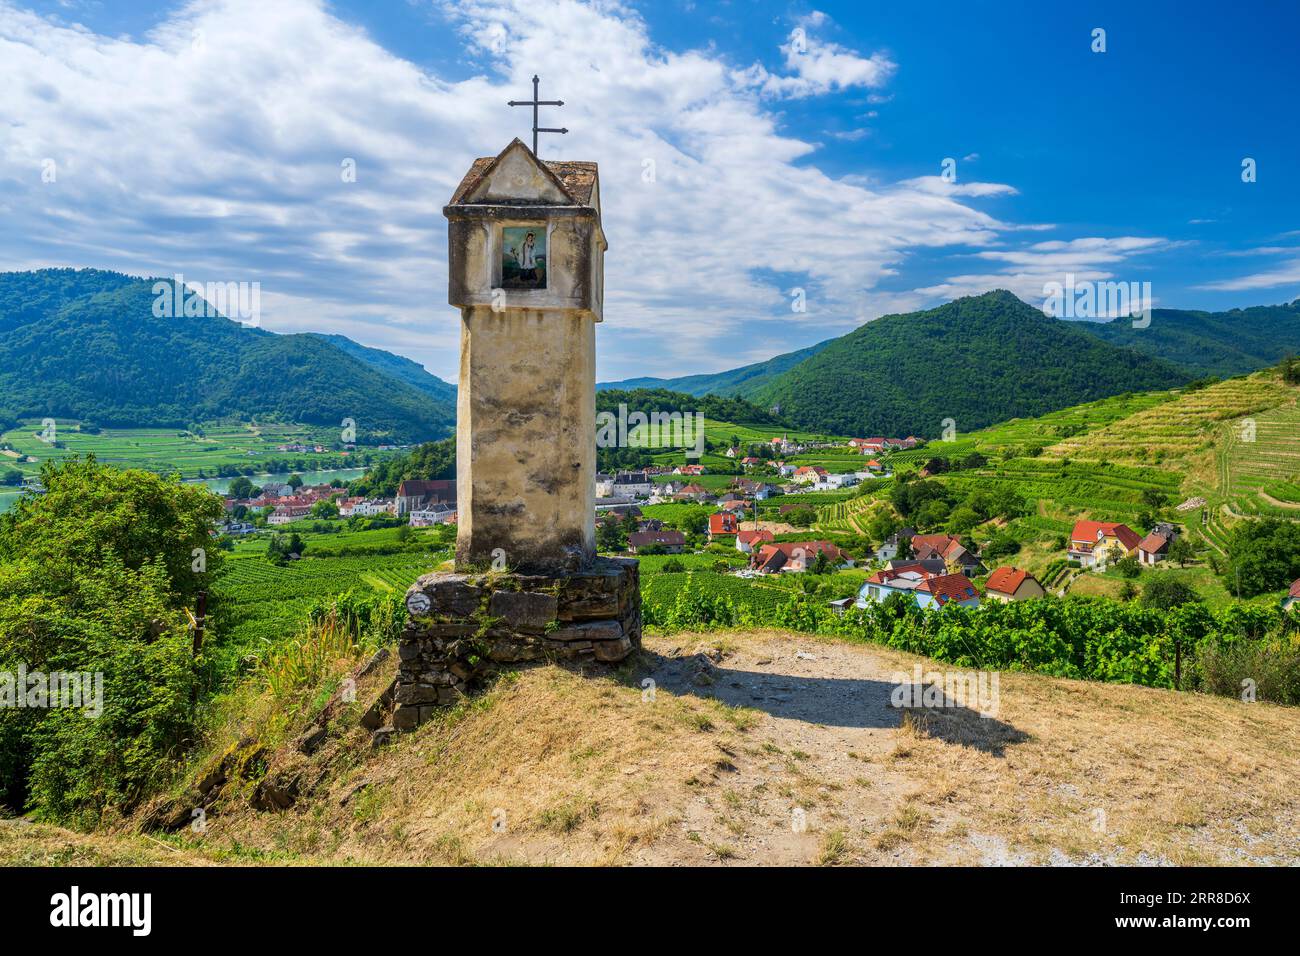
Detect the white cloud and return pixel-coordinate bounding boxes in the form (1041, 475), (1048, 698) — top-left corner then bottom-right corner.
(0, 0), (1175, 383)
(1196, 255), (1300, 291)
(736, 16), (896, 100)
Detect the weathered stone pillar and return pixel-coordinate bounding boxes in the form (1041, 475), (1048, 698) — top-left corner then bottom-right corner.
(445, 138), (606, 574)
(391, 139), (638, 733)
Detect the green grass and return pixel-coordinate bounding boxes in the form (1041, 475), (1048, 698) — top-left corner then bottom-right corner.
(0, 418), (395, 483)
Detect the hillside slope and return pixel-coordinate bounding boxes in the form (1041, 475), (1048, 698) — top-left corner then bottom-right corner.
(310, 332), (456, 404)
(0, 269), (455, 442)
(1075, 301), (1300, 378)
(751, 291), (1188, 437)
(8, 629), (1292, 867)
(598, 340), (832, 398)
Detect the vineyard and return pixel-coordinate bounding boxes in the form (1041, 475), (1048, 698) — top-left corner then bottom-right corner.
(1218, 397), (1300, 519)
(213, 550), (447, 666)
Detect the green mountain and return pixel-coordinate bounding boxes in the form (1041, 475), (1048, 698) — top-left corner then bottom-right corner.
(1071, 301), (1300, 378)
(749, 290), (1189, 437)
(597, 339), (831, 398)
(0, 269), (454, 442)
(309, 332), (456, 404)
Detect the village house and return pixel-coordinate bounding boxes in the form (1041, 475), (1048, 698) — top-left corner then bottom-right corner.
(751, 540), (851, 573)
(876, 527), (917, 562)
(708, 512), (739, 540)
(724, 446), (741, 458)
(1068, 520), (1142, 569)
(352, 498), (395, 517)
(267, 505), (310, 526)
(814, 472), (857, 491)
(857, 564), (934, 604)
(856, 563), (979, 609)
(735, 528), (775, 554)
(793, 465), (827, 484)
(1283, 579), (1300, 612)
(910, 533), (986, 577)
(674, 464), (707, 476)
(674, 483), (711, 502)
(335, 496), (365, 517)
(626, 529), (686, 554)
(914, 573), (981, 610)
(594, 473), (614, 497)
(720, 499), (752, 515)
(734, 478), (777, 500)
(741, 456), (763, 468)
(409, 504), (456, 527)
(984, 566), (1046, 602)
(611, 471), (653, 498)
(1137, 532), (1171, 566)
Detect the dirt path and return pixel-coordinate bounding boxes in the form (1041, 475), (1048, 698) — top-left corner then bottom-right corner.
(632, 631), (1300, 866)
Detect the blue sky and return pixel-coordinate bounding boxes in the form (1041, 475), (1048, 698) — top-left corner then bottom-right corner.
(2, 0), (1297, 384)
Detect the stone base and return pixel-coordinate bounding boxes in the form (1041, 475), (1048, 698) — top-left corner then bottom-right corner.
(393, 556), (641, 731)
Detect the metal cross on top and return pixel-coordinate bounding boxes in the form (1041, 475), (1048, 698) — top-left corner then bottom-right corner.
(508, 74), (567, 155)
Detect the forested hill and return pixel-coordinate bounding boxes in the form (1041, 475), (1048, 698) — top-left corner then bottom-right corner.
(308, 332), (456, 404)
(1075, 301), (1300, 377)
(0, 269), (455, 442)
(597, 339), (831, 397)
(750, 290), (1188, 437)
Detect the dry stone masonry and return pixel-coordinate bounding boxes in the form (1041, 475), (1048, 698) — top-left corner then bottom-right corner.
(393, 558), (640, 730)
(392, 139), (639, 732)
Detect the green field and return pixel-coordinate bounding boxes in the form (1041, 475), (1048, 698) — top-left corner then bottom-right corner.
(0, 418), (389, 482)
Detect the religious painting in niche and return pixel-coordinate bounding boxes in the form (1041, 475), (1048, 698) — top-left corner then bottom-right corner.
(502, 225), (547, 289)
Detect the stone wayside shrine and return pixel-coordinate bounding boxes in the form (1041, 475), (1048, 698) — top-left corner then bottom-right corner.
(392, 138), (640, 731)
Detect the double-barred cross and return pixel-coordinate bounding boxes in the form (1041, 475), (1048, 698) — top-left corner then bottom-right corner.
(508, 74), (567, 155)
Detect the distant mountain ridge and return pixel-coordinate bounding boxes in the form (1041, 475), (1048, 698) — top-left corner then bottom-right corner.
(1073, 301), (1300, 377)
(598, 340), (832, 397)
(0, 269), (455, 442)
(747, 291), (1190, 437)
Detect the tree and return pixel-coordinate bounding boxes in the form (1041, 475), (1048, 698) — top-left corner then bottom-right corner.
(287, 473), (304, 490)
(228, 475), (257, 499)
(1141, 488), (1168, 510)
(310, 499), (339, 519)
(1167, 537), (1195, 568)
(0, 456), (220, 820)
(1226, 519), (1300, 597)
(1141, 576), (1201, 610)
(596, 519), (626, 553)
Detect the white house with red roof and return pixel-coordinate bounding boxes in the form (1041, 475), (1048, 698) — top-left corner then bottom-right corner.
(856, 563), (934, 605)
(1068, 520), (1142, 569)
(1137, 532), (1171, 566)
(736, 529), (775, 554)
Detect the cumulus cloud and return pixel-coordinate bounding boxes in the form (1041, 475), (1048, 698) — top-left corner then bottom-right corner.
(736, 16), (896, 99)
(0, 0), (1172, 381)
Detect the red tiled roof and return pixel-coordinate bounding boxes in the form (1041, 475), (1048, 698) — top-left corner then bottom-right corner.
(1070, 521), (1142, 552)
(737, 530), (774, 545)
(709, 513), (738, 535)
(985, 566), (1029, 596)
(1138, 532), (1169, 554)
(1289, 579), (1300, 599)
(916, 573), (978, 606)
